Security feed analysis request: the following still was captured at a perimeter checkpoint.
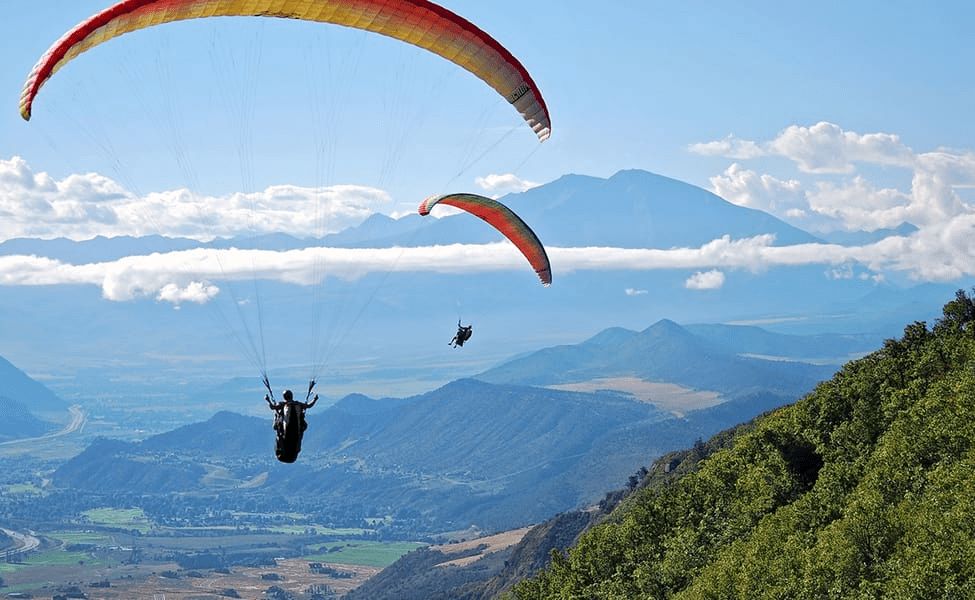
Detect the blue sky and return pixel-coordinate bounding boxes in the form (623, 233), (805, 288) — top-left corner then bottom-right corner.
(1, 1), (975, 297)
(3, 1), (972, 197)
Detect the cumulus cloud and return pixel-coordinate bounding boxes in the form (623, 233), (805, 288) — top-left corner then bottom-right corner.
(474, 173), (539, 196)
(767, 122), (914, 174)
(709, 164), (806, 213)
(909, 151), (975, 226)
(156, 281), (220, 305)
(685, 270), (726, 290)
(807, 177), (911, 231)
(0, 156), (391, 242)
(690, 122), (915, 174)
(693, 122), (975, 235)
(625, 288), (648, 296)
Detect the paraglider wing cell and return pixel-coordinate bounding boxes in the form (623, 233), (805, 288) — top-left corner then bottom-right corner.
(20, 0), (550, 140)
(418, 192), (551, 286)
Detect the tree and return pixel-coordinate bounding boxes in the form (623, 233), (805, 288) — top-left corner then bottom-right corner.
(936, 288), (975, 335)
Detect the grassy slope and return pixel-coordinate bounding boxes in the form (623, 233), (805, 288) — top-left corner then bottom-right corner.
(514, 290), (975, 599)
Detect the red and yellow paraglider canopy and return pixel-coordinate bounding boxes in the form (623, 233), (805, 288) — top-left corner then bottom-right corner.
(20, 0), (551, 142)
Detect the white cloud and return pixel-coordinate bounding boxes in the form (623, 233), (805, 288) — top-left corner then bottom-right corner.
(3, 223), (975, 305)
(835, 267), (888, 284)
(0, 243), (534, 303)
(909, 151), (975, 226)
(156, 281), (220, 305)
(807, 177), (912, 232)
(709, 163), (806, 213)
(474, 173), (539, 196)
(826, 264), (856, 280)
(691, 122), (915, 174)
(0, 156), (392, 242)
(767, 122), (914, 174)
(685, 270), (726, 290)
(553, 220), (975, 282)
(688, 136), (765, 160)
(695, 122), (975, 235)
(624, 288), (648, 296)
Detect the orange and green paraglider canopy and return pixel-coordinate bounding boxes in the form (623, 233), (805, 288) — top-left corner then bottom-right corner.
(19, 0), (551, 141)
(419, 192), (551, 286)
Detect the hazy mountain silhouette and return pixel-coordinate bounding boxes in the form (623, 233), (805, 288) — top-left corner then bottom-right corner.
(477, 319), (835, 398)
(54, 378), (800, 530)
(0, 396), (53, 441)
(50, 314), (853, 531)
(0, 354), (66, 412)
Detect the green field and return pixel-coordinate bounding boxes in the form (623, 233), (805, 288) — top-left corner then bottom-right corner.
(0, 549), (106, 573)
(303, 540), (426, 567)
(231, 510), (308, 520)
(80, 507), (152, 533)
(2, 483), (44, 495)
(169, 525), (241, 532)
(48, 530), (118, 546)
(266, 525), (371, 536)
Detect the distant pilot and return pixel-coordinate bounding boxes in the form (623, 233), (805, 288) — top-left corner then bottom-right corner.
(449, 320), (473, 348)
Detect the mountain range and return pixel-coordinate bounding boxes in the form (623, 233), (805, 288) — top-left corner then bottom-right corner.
(477, 318), (839, 398)
(0, 169), (966, 406)
(49, 317), (863, 531)
(0, 170), (818, 259)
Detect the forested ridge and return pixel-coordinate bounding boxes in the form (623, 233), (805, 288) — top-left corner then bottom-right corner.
(513, 290), (975, 599)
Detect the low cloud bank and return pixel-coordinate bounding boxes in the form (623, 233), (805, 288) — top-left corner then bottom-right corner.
(3, 228), (972, 304)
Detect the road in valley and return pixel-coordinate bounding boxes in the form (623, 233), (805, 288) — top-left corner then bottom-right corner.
(1, 527), (40, 556)
(0, 404), (86, 448)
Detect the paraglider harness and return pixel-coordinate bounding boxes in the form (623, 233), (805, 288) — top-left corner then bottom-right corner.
(450, 319), (473, 348)
(264, 376), (317, 463)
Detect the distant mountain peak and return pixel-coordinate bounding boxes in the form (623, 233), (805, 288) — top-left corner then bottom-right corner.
(359, 213), (397, 226)
(210, 410), (252, 422)
(608, 168), (676, 183)
(437, 377), (491, 393)
(478, 317), (833, 398)
(549, 172), (605, 185)
(892, 221), (919, 234)
(643, 318), (688, 334)
(498, 168), (821, 248)
(582, 327), (638, 347)
(333, 392), (380, 414)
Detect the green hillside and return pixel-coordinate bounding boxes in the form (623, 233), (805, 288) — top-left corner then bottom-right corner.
(513, 289), (975, 599)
